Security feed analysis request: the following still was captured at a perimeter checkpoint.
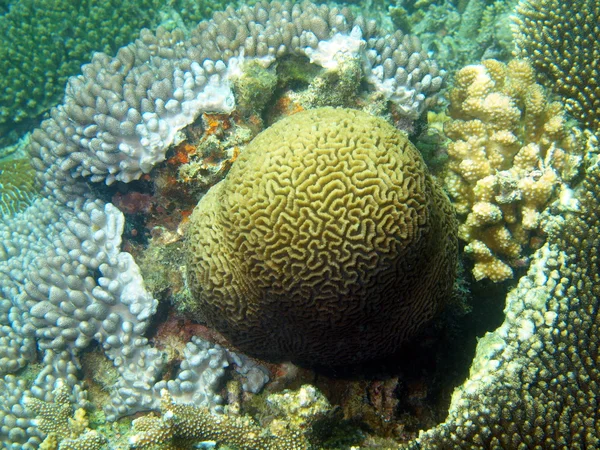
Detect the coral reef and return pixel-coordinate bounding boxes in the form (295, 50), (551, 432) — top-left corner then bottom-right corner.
(129, 386), (329, 449)
(185, 107), (457, 366)
(513, 0), (600, 131)
(443, 59), (582, 281)
(5, 0), (599, 448)
(0, 157), (37, 217)
(0, 3), (445, 445)
(406, 144), (600, 449)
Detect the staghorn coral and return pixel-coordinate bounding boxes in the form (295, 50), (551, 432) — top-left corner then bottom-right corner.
(25, 382), (106, 450)
(443, 59), (582, 282)
(185, 107), (458, 366)
(513, 0), (600, 131)
(128, 388), (320, 449)
(406, 143), (600, 450)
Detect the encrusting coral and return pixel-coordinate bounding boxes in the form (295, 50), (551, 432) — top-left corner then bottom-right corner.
(443, 59), (582, 282)
(185, 107), (458, 366)
(128, 386), (330, 449)
(25, 383), (106, 450)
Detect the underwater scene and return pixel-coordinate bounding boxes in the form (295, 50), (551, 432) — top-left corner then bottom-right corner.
(0, 0), (598, 448)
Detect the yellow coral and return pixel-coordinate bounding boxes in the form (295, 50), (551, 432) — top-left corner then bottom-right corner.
(185, 107), (458, 366)
(0, 157), (37, 216)
(444, 59), (582, 282)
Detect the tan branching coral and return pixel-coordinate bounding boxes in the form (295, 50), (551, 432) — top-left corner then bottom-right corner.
(444, 59), (582, 282)
(128, 387), (328, 449)
(407, 140), (600, 450)
(25, 383), (106, 450)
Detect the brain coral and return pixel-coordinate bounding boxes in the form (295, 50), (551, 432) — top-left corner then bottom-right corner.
(185, 107), (457, 366)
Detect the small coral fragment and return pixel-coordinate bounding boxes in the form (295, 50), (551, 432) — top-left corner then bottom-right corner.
(0, 157), (37, 216)
(25, 383), (106, 450)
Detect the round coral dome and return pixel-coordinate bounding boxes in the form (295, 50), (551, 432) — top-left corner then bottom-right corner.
(185, 107), (457, 366)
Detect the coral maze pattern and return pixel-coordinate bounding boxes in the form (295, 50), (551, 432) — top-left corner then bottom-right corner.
(186, 108), (457, 366)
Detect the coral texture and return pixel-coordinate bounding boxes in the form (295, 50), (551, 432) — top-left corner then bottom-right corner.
(390, 0), (517, 73)
(0, 0), (165, 141)
(25, 383), (106, 450)
(29, 0), (445, 200)
(185, 107), (458, 366)
(2, 0), (445, 447)
(407, 149), (600, 449)
(0, 195), (155, 446)
(513, 0), (600, 131)
(0, 158), (37, 217)
(0, 352), (87, 449)
(444, 59), (581, 282)
(104, 334), (270, 421)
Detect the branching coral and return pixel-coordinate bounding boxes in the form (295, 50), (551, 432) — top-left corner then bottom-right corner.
(390, 0), (517, 73)
(25, 383), (106, 450)
(443, 59), (582, 282)
(406, 142), (600, 449)
(129, 387), (329, 449)
(0, 0), (166, 144)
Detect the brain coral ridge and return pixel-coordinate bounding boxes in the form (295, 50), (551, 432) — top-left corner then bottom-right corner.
(29, 0), (445, 200)
(185, 107), (458, 366)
